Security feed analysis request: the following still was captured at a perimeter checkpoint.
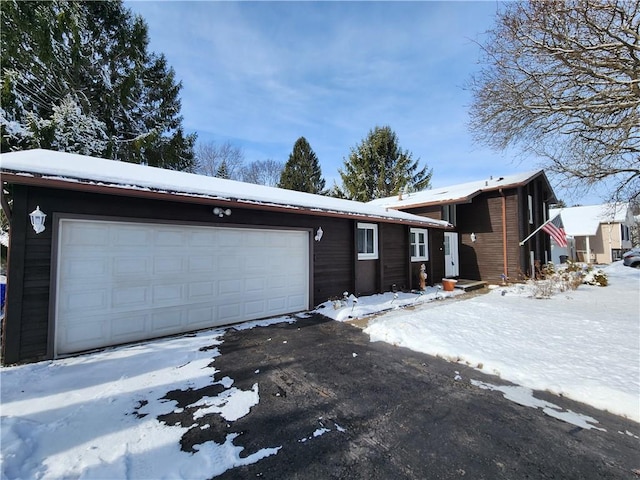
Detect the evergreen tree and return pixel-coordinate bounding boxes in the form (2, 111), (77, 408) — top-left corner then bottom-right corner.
(0, 0), (195, 170)
(338, 126), (432, 202)
(278, 137), (326, 194)
(216, 160), (230, 179)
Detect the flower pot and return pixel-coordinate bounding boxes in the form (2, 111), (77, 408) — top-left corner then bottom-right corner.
(442, 279), (457, 292)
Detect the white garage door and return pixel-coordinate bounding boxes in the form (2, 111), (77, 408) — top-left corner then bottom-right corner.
(55, 219), (309, 355)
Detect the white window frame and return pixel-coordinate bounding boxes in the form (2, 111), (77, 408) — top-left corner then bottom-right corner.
(410, 228), (429, 262)
(528, 195), (534, 224)
(357, 223), (378, 260)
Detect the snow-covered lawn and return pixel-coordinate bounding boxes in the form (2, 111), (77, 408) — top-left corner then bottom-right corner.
(1, 262), (638, 479)
(325, 261), (640, 423)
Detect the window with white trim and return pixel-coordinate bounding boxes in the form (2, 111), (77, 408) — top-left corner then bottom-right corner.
(528, 195), (533, 224)
(410, 228), (429, 261)
(357, 223), (378, 260)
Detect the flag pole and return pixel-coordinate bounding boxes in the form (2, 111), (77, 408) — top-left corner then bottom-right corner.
(519, 217), (554, 246)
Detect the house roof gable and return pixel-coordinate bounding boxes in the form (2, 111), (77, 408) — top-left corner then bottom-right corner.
(1, 149), (451, 229)
(368, 170), (556, 209)
(550, 203), (631, 236)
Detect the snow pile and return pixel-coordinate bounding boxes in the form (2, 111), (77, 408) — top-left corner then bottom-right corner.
(316, 287), (464, 322)
(0, 322), (285, 480)
(363, 262), (640, 422)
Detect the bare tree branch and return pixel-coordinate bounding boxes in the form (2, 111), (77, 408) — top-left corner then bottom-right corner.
(469, 0), (639, 202)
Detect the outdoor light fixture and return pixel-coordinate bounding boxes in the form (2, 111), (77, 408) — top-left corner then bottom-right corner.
(470, 232), (477, 243)
(29, 206), (47, 234)
(315, 227), (324, 242)
(213, 207), (232, 218)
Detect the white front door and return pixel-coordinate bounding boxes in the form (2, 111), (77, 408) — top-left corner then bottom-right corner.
(55, 219), (309, 355)
(444, 232), (459, 277)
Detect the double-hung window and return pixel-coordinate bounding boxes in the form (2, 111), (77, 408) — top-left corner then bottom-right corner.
(357, 223), (378, 260)
(410, 228), (429, 261)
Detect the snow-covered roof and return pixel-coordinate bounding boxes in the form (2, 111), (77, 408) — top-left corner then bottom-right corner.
(550, 203), (631, 236)
(0, 149), (450, 228)
(368, 170), (550, 209)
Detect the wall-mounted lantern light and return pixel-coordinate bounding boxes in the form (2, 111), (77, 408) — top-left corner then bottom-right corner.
(470, 232), (477, 243)
(213, 207), (232, 218)
(29, 206), (47, 234)
(315, 227), (323, 242)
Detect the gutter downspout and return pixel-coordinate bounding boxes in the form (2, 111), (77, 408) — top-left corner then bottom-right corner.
(500, 188), (507, 279)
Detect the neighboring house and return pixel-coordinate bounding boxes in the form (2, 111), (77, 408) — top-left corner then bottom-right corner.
(549, 203), (634, 264)
(0, 149), (450, 365)
(369, 171), (558, 283)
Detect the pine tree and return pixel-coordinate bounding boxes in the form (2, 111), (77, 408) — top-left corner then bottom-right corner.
(216, 160), (230, 179)
(278, 137), (326, 194)
(0, 0), (195, 170)
(338, 126), (432, 202)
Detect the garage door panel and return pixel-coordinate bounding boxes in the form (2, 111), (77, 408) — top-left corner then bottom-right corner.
(114, 226), (151, 246)
(111, 314), (147, 339)
(245, 300), (266, 316)
(63, 257), (109, 278)
(64, 222), (109, 246)
(187, 306), (216, 327)
(287, 294), (307, 309)
(219, 279), (242, 295)
(188, 281), (216, 300)
(60, 290), (108, 314)
(112, 285), (149, 309)
(218, 303), (242, 322)
(152, 257), (184, 276)
(114, 256), (150, 276)
(188, 255), (216, 272)
(151, 309), (184, 331)
(152, 284), (184, 304)
(56, 220), (309, 355)
(154, 229), (186, 246)
(268, 297), (286, 311)
(62, 319), (106, 346)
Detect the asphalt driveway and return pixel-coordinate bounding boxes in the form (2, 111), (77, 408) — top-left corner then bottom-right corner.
(154, 314), (639, 479)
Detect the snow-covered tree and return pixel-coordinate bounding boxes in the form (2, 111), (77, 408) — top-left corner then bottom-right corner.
(1, 0), (195, 170)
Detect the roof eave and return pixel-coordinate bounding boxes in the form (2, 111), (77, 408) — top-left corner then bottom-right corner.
(1, 171), (451, 230)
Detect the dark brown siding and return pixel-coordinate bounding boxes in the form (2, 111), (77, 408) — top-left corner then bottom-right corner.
(3, 186), (359, 364)
(393, 173), (555, 284)
(517, 178), (556, 277)
(427, 229), (445, 285)
(409, 205), (442, 220)
(380, 223), (409, 292)
(454, 190), (521, 282)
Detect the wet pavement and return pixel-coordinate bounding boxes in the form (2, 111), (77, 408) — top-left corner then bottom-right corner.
(161, 314), (640, 479)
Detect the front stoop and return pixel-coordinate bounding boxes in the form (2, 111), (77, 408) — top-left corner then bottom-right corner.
(453, 279), (488, 292)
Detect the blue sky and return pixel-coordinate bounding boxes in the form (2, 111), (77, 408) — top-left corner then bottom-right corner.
(125, 1), (600, 203)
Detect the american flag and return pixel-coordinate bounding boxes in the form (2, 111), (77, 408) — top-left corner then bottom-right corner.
(542, 214), (567, 248)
